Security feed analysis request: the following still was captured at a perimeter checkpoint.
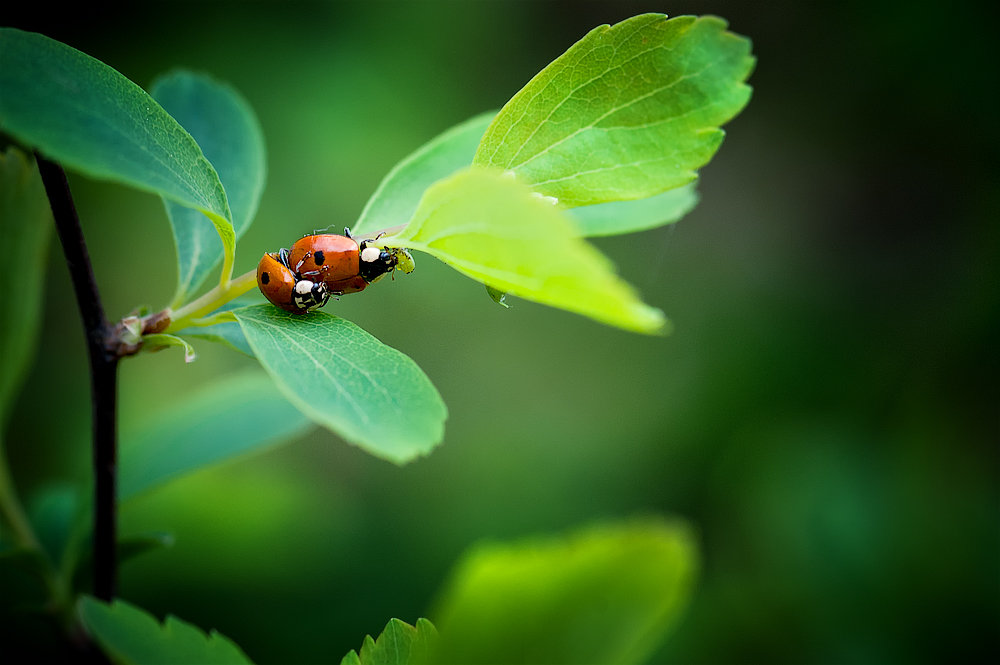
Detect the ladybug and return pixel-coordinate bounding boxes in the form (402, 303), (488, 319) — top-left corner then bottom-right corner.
(256, 249), (330, 314)
(256, 228), (414, 314)
(288, 229), (413, 295)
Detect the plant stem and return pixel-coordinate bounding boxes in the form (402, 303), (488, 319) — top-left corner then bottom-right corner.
(164, 267), (257, 333)
(35, 154), (118, 602)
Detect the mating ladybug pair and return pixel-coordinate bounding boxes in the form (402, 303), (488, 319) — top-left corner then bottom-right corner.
(257, 229), (414, 313)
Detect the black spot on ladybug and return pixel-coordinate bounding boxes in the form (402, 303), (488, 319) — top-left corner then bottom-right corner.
(313, 250), (325, 266)
(261, 271), (270, 285)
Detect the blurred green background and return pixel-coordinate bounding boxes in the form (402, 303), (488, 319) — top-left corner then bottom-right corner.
(4, 0), (997, 663)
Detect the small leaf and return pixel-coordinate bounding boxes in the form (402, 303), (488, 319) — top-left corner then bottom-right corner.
(151, 71), (266, 302)
(430, 517), (699, 665)
(352, 111), (495, 237)
(78, 596), (254, 665)
(176, 322), (255, 357)
(232, 305), (447, 464)
(118, 370), (313, 500)
(118, 532), (174, 564)
(0, 147), (51, 429)
(569, 183), (699, 237)
(340, 618), (438, 665)
(386, 167), (667, 334)
(142, 333), (197, 363)
(474, 14), (754, 207)
(0, 29), (232, 236)
(485, 285), (510, 308)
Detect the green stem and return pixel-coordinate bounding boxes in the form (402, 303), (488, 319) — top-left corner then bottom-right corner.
(164, 268), (257, 334)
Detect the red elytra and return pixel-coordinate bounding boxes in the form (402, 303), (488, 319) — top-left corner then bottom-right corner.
(287, 234), (370, 295)
(256, 251), (328, 313)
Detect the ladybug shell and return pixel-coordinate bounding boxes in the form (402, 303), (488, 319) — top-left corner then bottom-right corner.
(288, 234), (367, 294)
(257, 252), (306, 313)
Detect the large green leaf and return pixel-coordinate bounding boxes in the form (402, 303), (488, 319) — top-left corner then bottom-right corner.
(151, 71), (266, 303)
(78, 596), (254, 665)
(0, 148), (51, 430)
(233, 305), (447, 464)
(384, 167), (666, 334)
(352, 111), (495, 237)
(340, 618), (438, 665)
(0, 29), (233, 250)
(355, 110), (700, 240)
(569, 183), (699, 237)
(430, 518), (698, 664)
(118, 370), (313, 500)
(474, 14), (754, 207)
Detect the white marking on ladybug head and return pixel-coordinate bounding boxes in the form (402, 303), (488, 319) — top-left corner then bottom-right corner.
(295, 280), (316, 295)
(360, 246), (382, 263)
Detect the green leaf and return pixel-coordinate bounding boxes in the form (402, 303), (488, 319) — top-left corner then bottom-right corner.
(118, 370), (313, 500)
(386, 167), (667, 334)
(0, 148), (51, 429)
(150, 71), (266, 303)
(352, 111), (495, 237)
(232, 305), (447, 464)
(0, 29), (233, 249)
(569, 183), (699, 237)
(474, 14), (754, 207)
(430, 517), (698, 665)
(340, 618), (438, 665)
(142, 333), (197, 363)
(176, 322), (255, 357)
(78, 596), (254, 665)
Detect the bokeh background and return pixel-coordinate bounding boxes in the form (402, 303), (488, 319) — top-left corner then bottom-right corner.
(4, 1), (997, 663)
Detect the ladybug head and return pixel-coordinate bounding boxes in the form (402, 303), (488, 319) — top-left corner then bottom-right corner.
(358, 241), (414, 283)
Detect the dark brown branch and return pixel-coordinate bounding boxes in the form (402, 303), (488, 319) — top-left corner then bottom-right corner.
(35, 153), (118, 602)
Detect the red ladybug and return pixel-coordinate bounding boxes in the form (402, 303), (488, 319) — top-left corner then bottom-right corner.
(256, 229), (415, 314)
(256, 250), (329, 314)
(288, 230), (410, 295)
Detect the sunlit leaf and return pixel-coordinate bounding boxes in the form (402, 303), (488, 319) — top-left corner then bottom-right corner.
(352, 111), (495, 237)
(569, 183), (699, 237)
(340, 618), (438, 665)
(385, 167), (666, 334)
(151, 71), (266, 302)
(0, 148), (51, 429)
(78, 596), (254, 665)
(474, 14), (754, 207)
(0, 29), (232, 251)
(233, 305), (446, 464)
(430, 518), (698, 664)
(118, 370), (313, 500)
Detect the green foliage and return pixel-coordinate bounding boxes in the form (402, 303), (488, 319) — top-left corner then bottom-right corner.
(474, 14), (754, 207)
(429, 518), (698, 664)
(118, 371), (313, 500)
(0, 30), (234, 261)
(232, 305), (447, 464)
(78, 596), (254, 665)
(570, 183), (699, 237)
(352, 111), (495, 237)
(340, 618), (438, 665)
(386, 167), (667, 333)
(150, 71), (266, 300)
(0, 147), (51, 430)
(357, 110), (702, 241)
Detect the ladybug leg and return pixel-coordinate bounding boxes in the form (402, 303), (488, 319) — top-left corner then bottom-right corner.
(292, 251), (312, 275)
(343, 227), (353, 239)
(276, 247), (291, 268)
